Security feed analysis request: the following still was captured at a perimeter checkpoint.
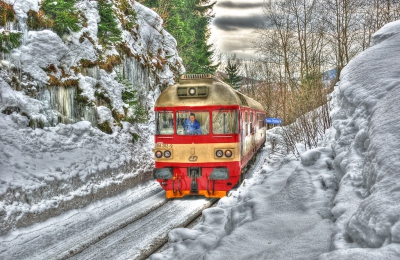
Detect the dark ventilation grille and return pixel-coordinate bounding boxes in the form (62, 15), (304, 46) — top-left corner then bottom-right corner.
(197, 86), (208, 96)
(236, 92), (249, 106)
(177, 87), (188, 97)
(181, 74), (212, 79)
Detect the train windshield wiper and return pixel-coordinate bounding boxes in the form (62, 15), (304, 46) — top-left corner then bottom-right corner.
(213, 107), (223, 124)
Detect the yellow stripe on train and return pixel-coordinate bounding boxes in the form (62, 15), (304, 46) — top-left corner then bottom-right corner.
(153, 143), (241, 163)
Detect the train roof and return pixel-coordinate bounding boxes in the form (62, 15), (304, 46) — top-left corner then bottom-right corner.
(155, 74), (265, 111)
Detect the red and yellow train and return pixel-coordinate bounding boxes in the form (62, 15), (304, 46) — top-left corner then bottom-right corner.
(153, 74), (266, 198)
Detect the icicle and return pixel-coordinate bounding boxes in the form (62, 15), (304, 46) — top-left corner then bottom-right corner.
(18, 18), (28, 46)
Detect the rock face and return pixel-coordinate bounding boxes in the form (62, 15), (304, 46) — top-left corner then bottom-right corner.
(0, 1), (184, 235)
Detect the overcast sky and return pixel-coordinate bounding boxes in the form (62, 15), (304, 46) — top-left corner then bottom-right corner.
(210, 0), (266, 60)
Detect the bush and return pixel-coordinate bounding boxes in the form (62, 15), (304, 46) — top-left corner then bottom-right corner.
(98, 121), (113, 134)
(0, 2), (15, 26)
(0, 30), (22, 53)
(114, 0), (137, 30)
(42, 0), (80, 36)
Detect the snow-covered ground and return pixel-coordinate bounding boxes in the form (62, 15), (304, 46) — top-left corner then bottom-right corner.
(150, 21), (400, 259)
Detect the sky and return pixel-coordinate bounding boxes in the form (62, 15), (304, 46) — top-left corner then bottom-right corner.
(210, 0), (267, 60)
(1, 1), (400, 259)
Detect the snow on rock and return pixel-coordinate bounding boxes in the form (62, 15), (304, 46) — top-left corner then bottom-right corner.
(2, 0), (41, 20)
(78, 74), (97, 102)
(134, 2), (164, 32)
(0, 77), (44, 117)
(10, 30), (68, 83)
(97, 106), (113, 124)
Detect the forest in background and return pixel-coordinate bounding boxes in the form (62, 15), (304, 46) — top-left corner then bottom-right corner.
(218, 0), (400, 152)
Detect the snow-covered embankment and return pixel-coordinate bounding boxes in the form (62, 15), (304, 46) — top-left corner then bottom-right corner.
(0, 1), (183, 235)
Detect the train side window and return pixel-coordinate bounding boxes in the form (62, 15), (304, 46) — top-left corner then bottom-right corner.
(245, 111), (248, 136)
(258, 113), (266, 128)
(212, 109), (238, 134)
(176, 111), (210, 135)
(250, 111), (254, 134)
(155, 111), (174, 135)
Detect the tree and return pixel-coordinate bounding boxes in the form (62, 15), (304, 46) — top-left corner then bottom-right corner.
(98, 0), (122, 45)
(223, 59), (242, 90)
(42, 0), (80, 36)
(141, 0), (217, 74)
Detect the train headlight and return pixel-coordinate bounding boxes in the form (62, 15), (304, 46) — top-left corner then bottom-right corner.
(216, 150), (223, 157)
(188, 87), (196, 96)
(155, 150), (163, 158)
(164, 150), (171, 158)
(210, 168), (229, 180)
(153, 168), (173, 179)
(225, 150), (233, 157)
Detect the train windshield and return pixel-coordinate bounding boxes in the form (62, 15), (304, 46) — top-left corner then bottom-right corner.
(155, 111), (174, 135)
(212, 109), (239, 134)
(176, 111), (210, 135)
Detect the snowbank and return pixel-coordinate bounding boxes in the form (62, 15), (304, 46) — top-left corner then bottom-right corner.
(321, 20), (400, 256)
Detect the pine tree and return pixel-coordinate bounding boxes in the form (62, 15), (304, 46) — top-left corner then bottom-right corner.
(223, 60), (242, 90)
(98, 0), (122, 45)
(142, 0), (217, 74)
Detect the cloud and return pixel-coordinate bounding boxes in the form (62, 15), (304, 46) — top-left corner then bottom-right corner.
(213, 15), (265, 31)
(217, 1), (264, 9)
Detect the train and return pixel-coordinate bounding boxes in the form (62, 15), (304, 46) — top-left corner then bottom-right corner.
(152, 74), (267, 198)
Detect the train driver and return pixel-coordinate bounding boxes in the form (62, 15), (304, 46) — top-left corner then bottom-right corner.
(184, 113), (202, 135)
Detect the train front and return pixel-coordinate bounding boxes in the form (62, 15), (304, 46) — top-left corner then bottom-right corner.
(152, 74), (242, 198)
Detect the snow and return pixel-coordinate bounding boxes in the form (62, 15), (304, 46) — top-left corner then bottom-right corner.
(78, 74), (97, 102)
(11, 30), (68, 83)
(96, 106), (113, 124)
